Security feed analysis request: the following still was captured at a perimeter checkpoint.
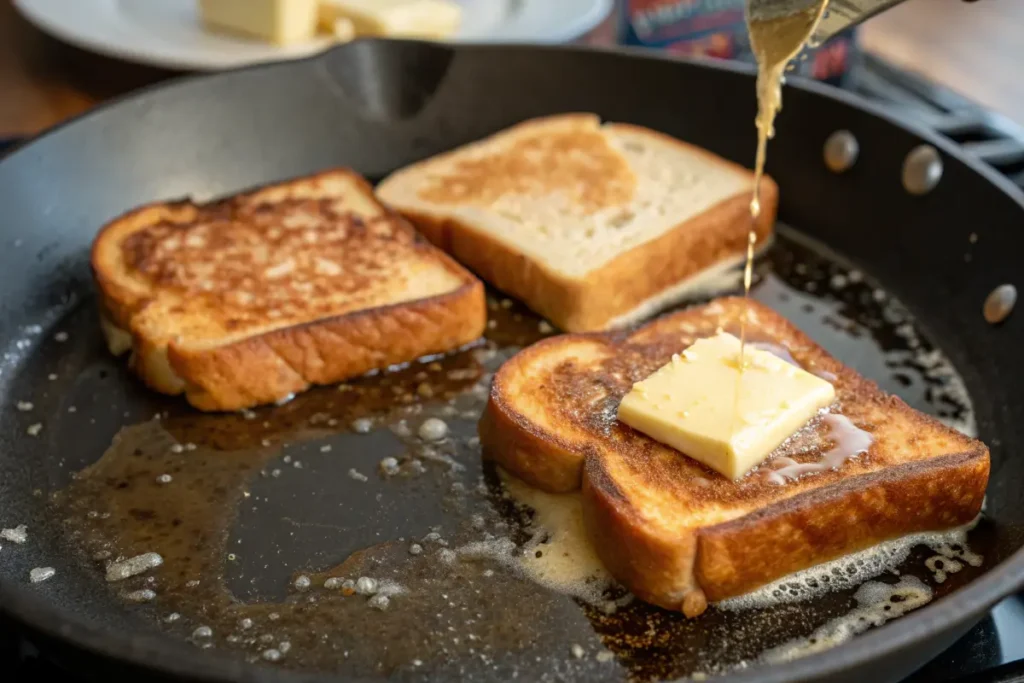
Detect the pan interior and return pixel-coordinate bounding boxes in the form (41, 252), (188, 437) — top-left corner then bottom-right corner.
(0, 226), (1016, 682)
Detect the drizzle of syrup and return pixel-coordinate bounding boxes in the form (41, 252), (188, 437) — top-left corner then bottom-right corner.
(738, 0), (830, 375)
(744, 341), (872, 483)
(750, 340), (837, 381)
(766, 413), (873, 484)
(748, 340), (800, 367)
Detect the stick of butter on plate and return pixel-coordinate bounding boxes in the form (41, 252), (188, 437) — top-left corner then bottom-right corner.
(198, 0), (320, 45)
(318, 0), (462, 39)
(617, 332), (835, 479)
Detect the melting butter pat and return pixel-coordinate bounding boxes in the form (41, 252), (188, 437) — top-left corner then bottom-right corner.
(318, 0), (462, 39)
(198, 0), (320, 45)
(617, 332), (835, 479)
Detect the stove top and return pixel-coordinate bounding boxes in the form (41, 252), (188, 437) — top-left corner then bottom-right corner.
(851, 54), (1024, 192)
(1, 55), (1023, 683)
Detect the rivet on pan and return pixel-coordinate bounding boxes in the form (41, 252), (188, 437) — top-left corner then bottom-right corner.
(902, 145), (943, 195)
(983, 284), (1016, 325)
(823, 130), (858, 173)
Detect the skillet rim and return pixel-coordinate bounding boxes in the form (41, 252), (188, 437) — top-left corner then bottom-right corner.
(0, 39), (1022, 683)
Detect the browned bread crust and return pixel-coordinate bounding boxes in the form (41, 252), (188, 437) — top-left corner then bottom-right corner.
(481, 297), (989, 616)
(396, 185), (775, 334)
(377, 115), (778, 332)
(92, 169), (486, 411)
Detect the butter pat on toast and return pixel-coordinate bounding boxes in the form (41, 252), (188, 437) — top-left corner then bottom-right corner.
(377, 114), (778, 333)
(199, 0), (320, 45)
(617, 332), (837, 479)
(480, 298), (989, 616)
(92, 169), (486, 411)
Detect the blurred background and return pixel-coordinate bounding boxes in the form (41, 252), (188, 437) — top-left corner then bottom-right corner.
(1, 0), (1023, 139)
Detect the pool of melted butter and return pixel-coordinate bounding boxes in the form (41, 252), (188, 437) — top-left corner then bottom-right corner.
(50, 228), (994, 681)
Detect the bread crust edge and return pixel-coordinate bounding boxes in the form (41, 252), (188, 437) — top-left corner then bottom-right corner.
(169, 276), (486, 411)
(91, 168), (488, 411)
(389, 181), (778, 333)
(480, 331), (624, 492)
(694, 446), (989, 601)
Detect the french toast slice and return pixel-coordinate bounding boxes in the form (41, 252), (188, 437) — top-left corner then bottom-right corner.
(376, 114), (778, 333)
(480, 297), (989, 616)
(92, 169), (486, 411)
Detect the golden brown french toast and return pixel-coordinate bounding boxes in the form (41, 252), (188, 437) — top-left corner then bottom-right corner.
(92, 169), (486, 411)
(377, 114), (778, 333)
(480, 297), (989, 616)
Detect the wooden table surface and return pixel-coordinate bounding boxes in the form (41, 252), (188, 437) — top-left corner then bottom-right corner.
(2, 0), (1024, 138)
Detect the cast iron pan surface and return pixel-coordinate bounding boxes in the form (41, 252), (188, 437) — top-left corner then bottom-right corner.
(0, 41), (1023, 683)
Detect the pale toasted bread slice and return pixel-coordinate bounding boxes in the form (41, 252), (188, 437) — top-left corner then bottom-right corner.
(480, 297), (989, 616)
(92, 169), (486, 411)
(376, 114), (778, 333)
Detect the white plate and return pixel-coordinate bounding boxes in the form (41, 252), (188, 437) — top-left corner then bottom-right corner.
(13, 0), (613, 71)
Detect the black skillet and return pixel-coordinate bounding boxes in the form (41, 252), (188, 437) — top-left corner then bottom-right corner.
(0, 40), (1023, 683)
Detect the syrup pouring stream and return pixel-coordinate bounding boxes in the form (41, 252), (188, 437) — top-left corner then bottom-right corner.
(734, 0), (831, 423)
